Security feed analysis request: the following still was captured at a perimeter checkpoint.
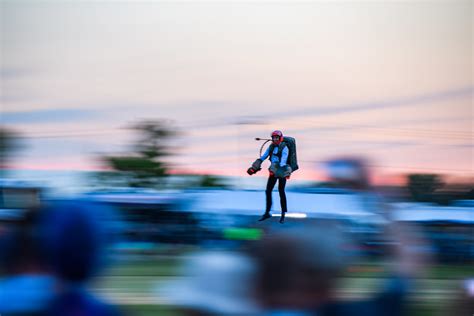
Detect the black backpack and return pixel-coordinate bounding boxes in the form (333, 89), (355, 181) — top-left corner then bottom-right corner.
(268, 136), (299, 172)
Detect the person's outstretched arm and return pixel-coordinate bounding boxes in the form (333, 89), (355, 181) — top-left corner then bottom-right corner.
(260, 146), (271, 161)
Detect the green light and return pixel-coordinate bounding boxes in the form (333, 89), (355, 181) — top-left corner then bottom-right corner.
(223, 227), (263, 241)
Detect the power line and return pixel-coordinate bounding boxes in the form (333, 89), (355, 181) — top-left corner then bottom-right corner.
(19, 125), (472, 140)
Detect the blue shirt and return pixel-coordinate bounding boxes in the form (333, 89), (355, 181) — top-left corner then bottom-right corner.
(0, 274), (55, 313)
(260, 145), (289, 167)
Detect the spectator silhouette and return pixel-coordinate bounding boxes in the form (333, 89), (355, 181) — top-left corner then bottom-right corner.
(39, 201), (122, 316)
(0, 210), (55, 315)
(252, 223), (425, 316)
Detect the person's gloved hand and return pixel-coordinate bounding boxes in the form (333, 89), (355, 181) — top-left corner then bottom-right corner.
(268, 162), (278, 176)
(247, 159), (263, 176)
(275, 165), (292, 178)
(252, 159), (263, 170)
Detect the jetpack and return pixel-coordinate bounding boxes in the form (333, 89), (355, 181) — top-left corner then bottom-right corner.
(247, 136), (299, 175)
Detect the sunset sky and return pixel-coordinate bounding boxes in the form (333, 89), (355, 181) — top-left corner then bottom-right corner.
(1, 1), (472, 183)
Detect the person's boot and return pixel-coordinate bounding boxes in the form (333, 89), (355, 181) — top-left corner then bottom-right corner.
(258, 212), (271, 221)
(279, 212), (285, 224)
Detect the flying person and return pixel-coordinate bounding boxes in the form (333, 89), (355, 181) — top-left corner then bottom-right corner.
(248, 130), (296, 224)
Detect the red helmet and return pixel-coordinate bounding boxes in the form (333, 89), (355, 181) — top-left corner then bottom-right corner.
(271, 130), (283, 144)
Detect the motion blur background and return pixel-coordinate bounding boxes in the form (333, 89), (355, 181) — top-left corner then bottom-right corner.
(1, 1), (472, 315)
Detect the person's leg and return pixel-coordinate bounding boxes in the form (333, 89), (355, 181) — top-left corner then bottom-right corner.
(259, 175), (277, 221)
(278, 177), (287, 212)
(265, 175), (278, 213)
(278, 177), (287, 223)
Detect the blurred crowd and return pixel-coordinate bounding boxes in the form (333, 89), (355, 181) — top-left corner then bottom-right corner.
(1, 200), (473, 316)
(160, 223), (424, 316)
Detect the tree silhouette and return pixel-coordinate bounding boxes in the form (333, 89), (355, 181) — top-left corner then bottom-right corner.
(407, 174), (444, 202)
(98, 120), (178, 189)
(0, 127), (21, 169)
